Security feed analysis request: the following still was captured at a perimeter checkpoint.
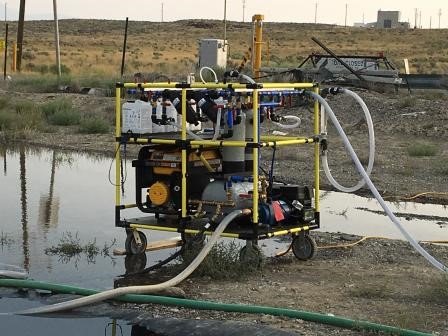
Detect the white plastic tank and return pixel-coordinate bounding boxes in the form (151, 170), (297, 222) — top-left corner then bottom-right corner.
(122, 100), (152, 134)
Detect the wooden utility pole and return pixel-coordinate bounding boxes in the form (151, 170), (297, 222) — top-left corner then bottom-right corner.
(314, 2), (318, 24)
(344, 3), (348, 27)
(16, 0), (25, 72)
(53, 0), (61, 78)
(120, 17), (128, 78)
(161, 2), (164, 23)
(242, 0), (246, 22)
(3, 23), (7, 80)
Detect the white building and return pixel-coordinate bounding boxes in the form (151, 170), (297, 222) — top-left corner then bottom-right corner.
(376, 10), (410, 29)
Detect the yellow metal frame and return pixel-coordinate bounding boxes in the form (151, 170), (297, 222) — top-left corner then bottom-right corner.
(115, 81), (320, 237)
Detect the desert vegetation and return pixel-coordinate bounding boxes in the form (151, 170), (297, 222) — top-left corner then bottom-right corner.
(1, 19), (448, 79)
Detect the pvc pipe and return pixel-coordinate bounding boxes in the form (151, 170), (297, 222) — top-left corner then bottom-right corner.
(321, 89), (375, 192)
(0, 279), (432, 335)
(16, 210), (244, 315)
(310, 92), (448, 273)
(199, 67), (218, 84)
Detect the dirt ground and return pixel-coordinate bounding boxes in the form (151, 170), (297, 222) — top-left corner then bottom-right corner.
(2, 88), (448, 335)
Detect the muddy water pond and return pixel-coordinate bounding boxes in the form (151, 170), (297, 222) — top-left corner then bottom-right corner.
(0, 145), (447, 335)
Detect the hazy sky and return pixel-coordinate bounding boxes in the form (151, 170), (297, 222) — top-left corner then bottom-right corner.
(3, 0), (448, 28)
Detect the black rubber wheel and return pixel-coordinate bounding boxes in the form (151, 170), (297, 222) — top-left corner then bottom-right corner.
(292, 234), (317, 261)
(181, 232), (206, 263)
(124, 253), (147, 274)
(125, 231), (148, 255)
(239, 243), (264, 268)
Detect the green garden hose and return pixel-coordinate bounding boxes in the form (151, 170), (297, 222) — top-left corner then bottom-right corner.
(0, 278), (432, 336)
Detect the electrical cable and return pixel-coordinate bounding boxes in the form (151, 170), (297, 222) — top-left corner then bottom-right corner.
(309, 91), (447, 273)
(15, 210), (244, 315)
(0, 278), (433, 336)
(383, 192), (448, 201)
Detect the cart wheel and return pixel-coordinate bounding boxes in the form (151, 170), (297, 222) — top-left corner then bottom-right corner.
(125, 231), (147, 255)
(292, 234), (317, 261)
(181, 232), (205, 263)
(239, 243), (264, 268)
(124, 253), (147, 274)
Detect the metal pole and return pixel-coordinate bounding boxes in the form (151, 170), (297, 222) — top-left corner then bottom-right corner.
(4, 2), (6, 24)
(242, 0), (245, 22)
(16, 0), (25, 72)
(161, 2), (163, 23)
(439, 9), (441, 29)
(314, 2), (317, 24)
(53, 0), (61, 79)
(311, 36), (365, 82)
(3, 23), (7, 80)
(120, 17), (128, 78)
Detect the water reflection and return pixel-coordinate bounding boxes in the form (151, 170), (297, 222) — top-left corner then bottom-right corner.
(19, 145), (30, 272)
(1, 146), (6, 175)
(38, 150), (60, 232)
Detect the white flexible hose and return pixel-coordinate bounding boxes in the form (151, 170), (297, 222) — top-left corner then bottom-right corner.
(199, 67), (218, 84)
(239, 74), (256, 84)
(212, 108), (222, 141)
(170, 108), (221, 141)
(0, 271), (28, 279)
(18, 210), (244, 315)
(310, 92), (447, 273)
(272, 115), (301, 130)
(322, 89), (375, 192)
(0, 263), (28, 279)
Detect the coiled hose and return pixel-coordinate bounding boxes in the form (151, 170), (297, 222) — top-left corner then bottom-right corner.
(0, 278), (432, 335)
(310, 91), (447, 273)
(321, 88), (375, 192)
(16, 210), (243, 315)
(272, 115), (301, 130)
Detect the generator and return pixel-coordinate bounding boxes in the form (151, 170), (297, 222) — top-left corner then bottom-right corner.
(114, 81), (321, 265)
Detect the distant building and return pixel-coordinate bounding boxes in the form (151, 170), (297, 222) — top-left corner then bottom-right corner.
(376, 10), (410, 29)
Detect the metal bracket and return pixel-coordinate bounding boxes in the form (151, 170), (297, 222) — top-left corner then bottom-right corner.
(132, 229), (142, 246)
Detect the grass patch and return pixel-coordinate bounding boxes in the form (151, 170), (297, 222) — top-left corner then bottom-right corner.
(78, 117), (110, 134)
(407, 142), (438, 157)
(419, 275), (448, 305)
(397, 96), (417, 108)
(179, 241), (261, 280)
(349, 283), (390, 299)
(0, 231), (14, 247)
(45, 232), (116, 263)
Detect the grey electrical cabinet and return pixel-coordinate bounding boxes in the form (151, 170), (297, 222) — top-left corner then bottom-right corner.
(198, 39), (227, 68)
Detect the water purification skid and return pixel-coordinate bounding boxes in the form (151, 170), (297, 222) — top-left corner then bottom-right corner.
(114, 80), (321, 265)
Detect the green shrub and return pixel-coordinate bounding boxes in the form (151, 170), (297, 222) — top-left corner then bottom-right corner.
(41, 98), (80, 126)
(14, 100), (43, 129)
(78, 117), (110, 134)
(41, 98), (73, 118)
(407, 142), (438, 157)
(0, 111), (13, 130)
(48, 110), (81, 126)
(0, 97), (10, 110)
